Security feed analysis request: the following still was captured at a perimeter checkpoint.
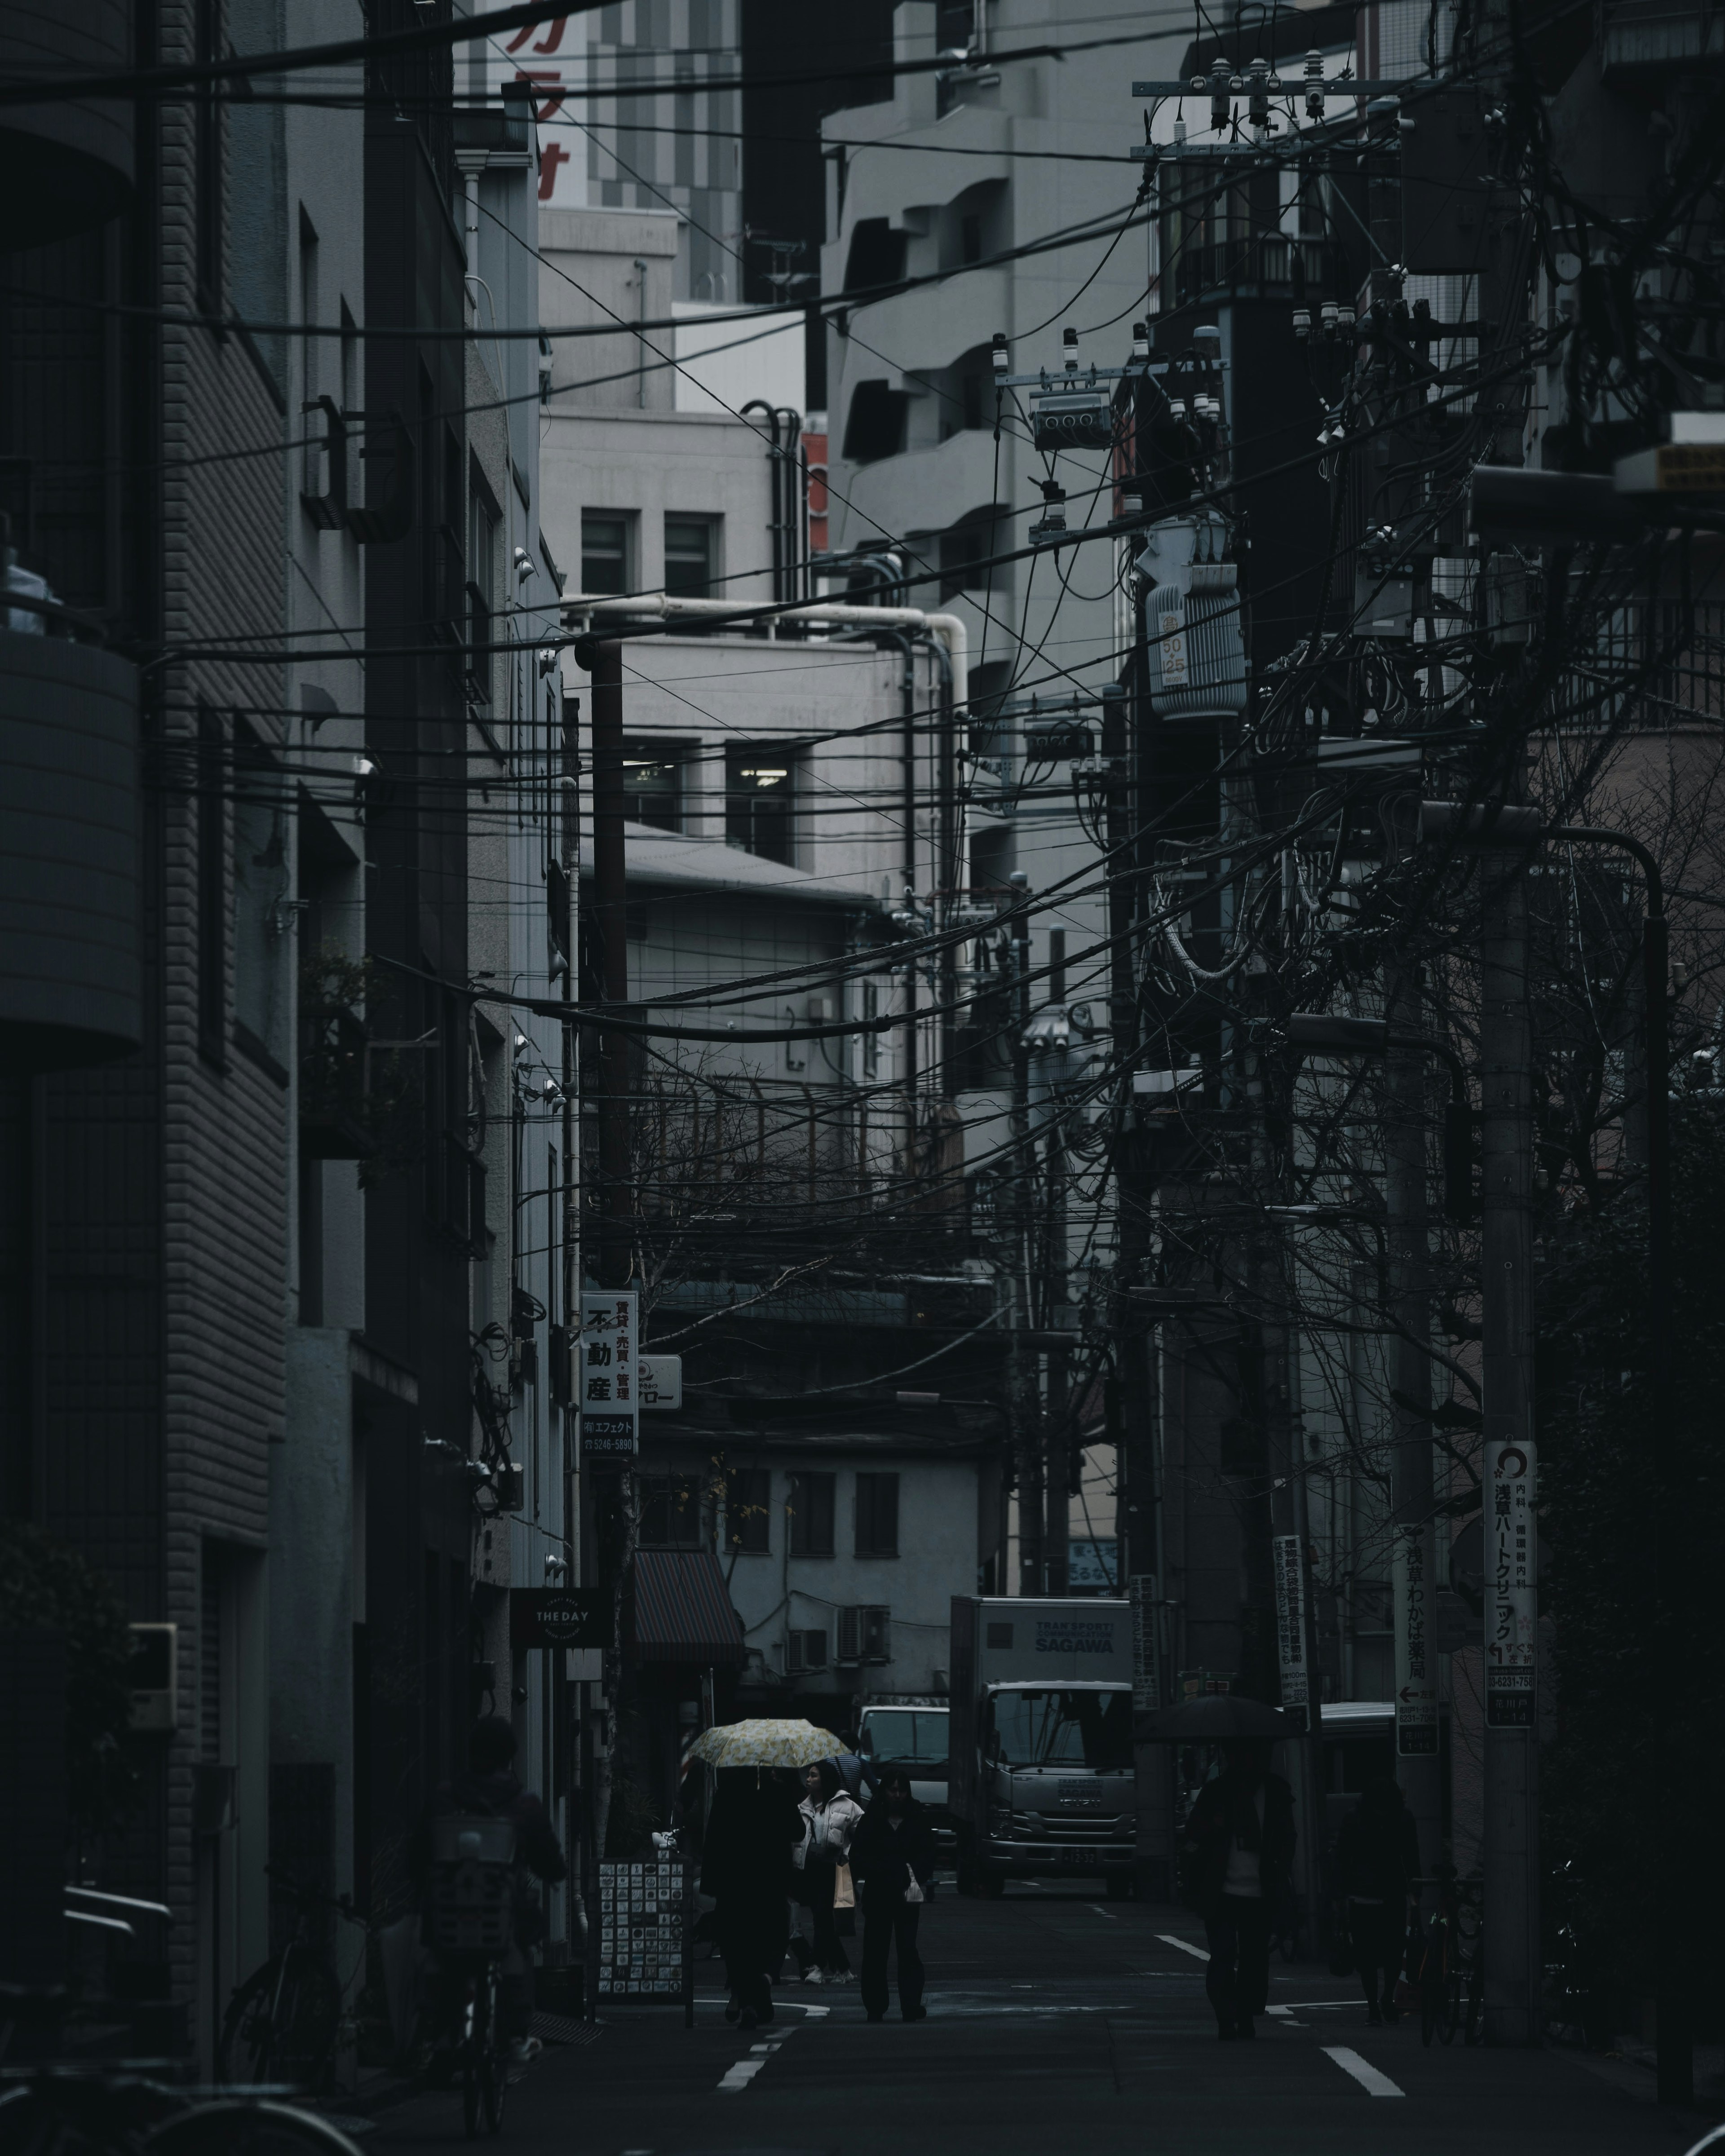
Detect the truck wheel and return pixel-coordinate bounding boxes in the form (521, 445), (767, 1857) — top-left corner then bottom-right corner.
(1105, 1872), (1135, 1901)
(956, 1855), (981, 1897)
(978, 1871), (1006, 1899)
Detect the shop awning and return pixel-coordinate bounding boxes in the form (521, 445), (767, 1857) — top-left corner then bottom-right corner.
(630, 1550), (746, 1666)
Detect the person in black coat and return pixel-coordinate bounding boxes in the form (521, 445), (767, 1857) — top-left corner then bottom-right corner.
(1336, 1778), (1421, 2023)
(699, 1767), (801, 2029)
(848, 1769), (935, 2023)
(1180, 1738), (1296, 2040)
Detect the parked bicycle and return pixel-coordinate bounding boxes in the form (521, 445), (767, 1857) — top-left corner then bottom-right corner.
(219, 1868), (367, 2093)
(1411, 1872), (1483, 2047)
(0, 1984), (363, 2156)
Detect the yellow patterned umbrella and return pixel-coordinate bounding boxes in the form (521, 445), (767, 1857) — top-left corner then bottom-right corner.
(690, 1718), (844, 1769)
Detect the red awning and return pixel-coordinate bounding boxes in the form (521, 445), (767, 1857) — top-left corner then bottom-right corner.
(630, 1550), (746, 1666)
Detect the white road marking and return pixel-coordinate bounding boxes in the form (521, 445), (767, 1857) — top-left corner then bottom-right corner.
(1157, 1933), (1211, 1962)
(1088, 1904), (1119, 1921)
(1323, 2046), (1406, 2098)
(717, 2061), (765, 2091)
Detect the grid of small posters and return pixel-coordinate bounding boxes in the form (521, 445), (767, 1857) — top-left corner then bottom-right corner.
(597, 1860), (689, 2000)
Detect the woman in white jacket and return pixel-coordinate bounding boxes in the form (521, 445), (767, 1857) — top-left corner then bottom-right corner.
(795, 1759), (863, 1983)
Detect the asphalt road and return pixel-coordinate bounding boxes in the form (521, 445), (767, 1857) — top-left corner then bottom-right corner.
(368, 1882), (1716, 2156)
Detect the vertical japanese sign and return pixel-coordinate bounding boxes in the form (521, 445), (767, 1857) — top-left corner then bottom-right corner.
(482, 13), (587, 208)
(1393, 1522), (1439, 1755)
(579, 1288), (638, 1460)
(1485, 1436), (1537, 1726)
(1272, 1535), (1309, 1733)
(1129, 1574), (1160, 1716)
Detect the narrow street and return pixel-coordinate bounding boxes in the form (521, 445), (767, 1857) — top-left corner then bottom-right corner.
(371, 1887), (1710, 2156)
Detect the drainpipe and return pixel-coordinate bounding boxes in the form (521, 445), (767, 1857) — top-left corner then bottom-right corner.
(563, 589), (968, 717)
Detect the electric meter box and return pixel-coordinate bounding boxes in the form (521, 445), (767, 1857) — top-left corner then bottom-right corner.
(1032, 387), (1113, 452)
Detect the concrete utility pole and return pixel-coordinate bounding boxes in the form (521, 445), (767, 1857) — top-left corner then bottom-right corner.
(588, 640), (632, 1290)
(1008, 881), (1042, 1595)
(1473, 821), (1542, 2046)
(1385, 966), (1443, 1879)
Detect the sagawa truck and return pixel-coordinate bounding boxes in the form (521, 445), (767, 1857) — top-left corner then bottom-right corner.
(948, 1596), (1136, 1896)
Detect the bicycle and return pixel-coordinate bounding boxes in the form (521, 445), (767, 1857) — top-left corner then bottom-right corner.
(0, 1986), (364, 2156)
(422, 1813), (518, 2139)
(219, 1868), (366, 2093)
(1411, 1873), (1483, 2047)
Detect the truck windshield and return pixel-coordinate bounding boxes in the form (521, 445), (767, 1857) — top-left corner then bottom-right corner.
(861, 1710), (948, 1767)
(989, 1690), (1132, 1772)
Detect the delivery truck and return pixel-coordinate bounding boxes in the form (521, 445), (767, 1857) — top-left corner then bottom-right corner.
(948, 1596), (1136, 1896)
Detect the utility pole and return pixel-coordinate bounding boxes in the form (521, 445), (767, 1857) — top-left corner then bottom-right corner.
(1008, 875), (1041, 1596)
(589, 640), (632, 1290)
(1427, 806), (1541, 2046)
(1385, 965), (1443, 1880)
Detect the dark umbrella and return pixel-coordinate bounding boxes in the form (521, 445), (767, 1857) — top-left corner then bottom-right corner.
(1146, 1694), (1297, 1742)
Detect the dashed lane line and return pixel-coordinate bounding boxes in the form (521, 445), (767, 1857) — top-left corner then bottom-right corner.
(1157, 1933), (1211, 1962)
(717, 2000), (828, 2090)
(1323, 2046), (1406, 2097)
(1088, 1904), (1120, 1921)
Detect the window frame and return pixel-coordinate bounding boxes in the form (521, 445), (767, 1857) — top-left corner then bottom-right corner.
(724, 1467), (772, 1554)
(639, 1473), (708, 1552)
(787, 1471), (836, 1558)
(663, 513), (719, 598)
(854, 1471), (900, 1558)
(724, 740), (801, 866)
(581, 509), (633, 596)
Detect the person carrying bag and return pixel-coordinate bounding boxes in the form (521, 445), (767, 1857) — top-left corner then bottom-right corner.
(849, 1768), (935, 2023)
(795, 1760), (862, 1984)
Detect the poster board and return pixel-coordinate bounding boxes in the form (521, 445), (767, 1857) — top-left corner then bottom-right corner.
(597, 1858), (694, 2026)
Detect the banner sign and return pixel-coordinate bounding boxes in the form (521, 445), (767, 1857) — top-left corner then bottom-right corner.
(579, 1288), (639, 1459)
(1272, 1535), (1309, 1732)
(1485, 1434), (1537, 1727)
(1129, 1573), (1160, 1715)
(1393, 1522), (1439, 1755)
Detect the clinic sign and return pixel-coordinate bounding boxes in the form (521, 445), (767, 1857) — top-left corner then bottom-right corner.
(1393, 1522), (1439, 1755)
(1272, 1535), (1309, 1733)
(1485, 1433), (1536, 1727)
(579, 1288), (639, 1460)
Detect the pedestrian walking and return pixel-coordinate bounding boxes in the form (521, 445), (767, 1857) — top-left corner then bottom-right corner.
(794, 1759), (863, 1984)
(1180, 1736), (1296, 2040)
(699, 1766), (800, 2030)
(849, 1767), (934, 2023)
(1335, 1778), (1420, 2025)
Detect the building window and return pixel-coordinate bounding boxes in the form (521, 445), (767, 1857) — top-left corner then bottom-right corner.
(788, 1629), (828, 1675)
(788, 1472), (835, 1558)
(725, 742), (797, 865)
(582, 511), (631, 595)
(725, 1467), (772, 1554)
(664, 516), (717, 597)
(855, 1473), (899, 1557)
(640, 1474), (706, 1551)
(940, 520), (994, 600)
(623, 742), (681, 831)
(197, 707), (227, 1067)
(842, 380), (908, 464)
